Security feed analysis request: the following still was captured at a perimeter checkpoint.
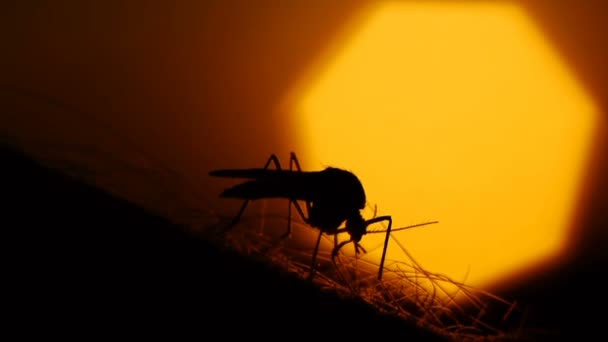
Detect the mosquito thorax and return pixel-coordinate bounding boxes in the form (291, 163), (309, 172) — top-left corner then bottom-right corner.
(319, 167), (366, 210)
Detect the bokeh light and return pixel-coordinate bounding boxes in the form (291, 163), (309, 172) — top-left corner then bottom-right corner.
(290, 1), (597, 289)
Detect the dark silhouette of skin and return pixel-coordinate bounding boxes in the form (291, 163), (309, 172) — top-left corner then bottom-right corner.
(2, 145), (452, 342)
(210, 152), (396, 280)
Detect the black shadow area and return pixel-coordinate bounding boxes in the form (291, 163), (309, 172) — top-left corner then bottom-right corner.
(1, 144), (448, 341)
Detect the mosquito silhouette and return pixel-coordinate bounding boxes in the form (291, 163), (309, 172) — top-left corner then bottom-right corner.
(209, 152), (437, 280)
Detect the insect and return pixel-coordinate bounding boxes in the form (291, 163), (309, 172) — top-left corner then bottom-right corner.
(209, 152), (437, 280)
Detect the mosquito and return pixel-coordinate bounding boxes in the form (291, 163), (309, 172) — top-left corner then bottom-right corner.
(209, 152), (437, 280)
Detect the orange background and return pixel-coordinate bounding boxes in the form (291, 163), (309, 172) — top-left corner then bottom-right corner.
(1, 0), (607, 311)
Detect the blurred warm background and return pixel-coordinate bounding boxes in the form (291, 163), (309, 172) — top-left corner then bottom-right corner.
(1, 0), (607, 338)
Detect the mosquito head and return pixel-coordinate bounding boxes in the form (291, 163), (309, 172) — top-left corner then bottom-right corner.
(331, 211), (369, 258)
(345, 211), (367, 243)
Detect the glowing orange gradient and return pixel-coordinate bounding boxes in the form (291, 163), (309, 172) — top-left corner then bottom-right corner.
(289, 2), (597, 289)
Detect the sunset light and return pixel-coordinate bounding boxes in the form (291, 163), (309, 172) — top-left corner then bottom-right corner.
(290, 1), (597, 289)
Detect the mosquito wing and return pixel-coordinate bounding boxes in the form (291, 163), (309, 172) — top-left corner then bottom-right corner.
(210, 168), (319, 201)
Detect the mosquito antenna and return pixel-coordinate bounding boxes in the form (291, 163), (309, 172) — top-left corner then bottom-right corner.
(366, 220), (439, 234)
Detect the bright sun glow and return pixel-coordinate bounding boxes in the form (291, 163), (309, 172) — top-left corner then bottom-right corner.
(291, 2), (597, 289)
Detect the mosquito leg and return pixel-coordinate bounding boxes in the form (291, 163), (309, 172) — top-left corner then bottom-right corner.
(332, 240), (351, 260)
(289, 201), (309, 225)
(285, 153), (298, 238)
(286, 201), (292, 238)
(227, 199), (251, 228)
(262, 201), (309, 256)
(289, 151), (303, 171)
(365, 215), (393, 280)
(283, 151), (307, 238)
(307, 230), (324, 281)
(226, 154), (282, 229)
(260, 151), (309, 252)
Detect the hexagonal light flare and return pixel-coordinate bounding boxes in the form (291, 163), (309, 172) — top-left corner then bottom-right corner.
(289, 2), (597, 289)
